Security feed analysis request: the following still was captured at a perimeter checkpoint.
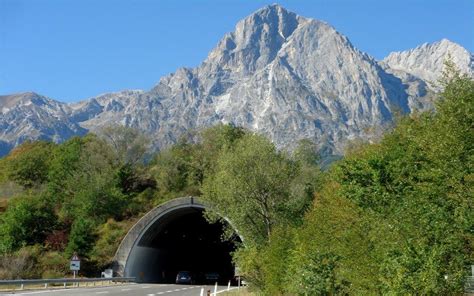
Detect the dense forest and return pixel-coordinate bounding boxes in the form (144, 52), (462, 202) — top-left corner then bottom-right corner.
(0, 66), (472, 295)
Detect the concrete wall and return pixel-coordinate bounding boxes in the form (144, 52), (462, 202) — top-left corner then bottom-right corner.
(125, 246), (166, 282)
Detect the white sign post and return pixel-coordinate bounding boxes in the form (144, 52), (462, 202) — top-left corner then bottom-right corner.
(70, 252), (81, 281)
(235, 266), (241, 290)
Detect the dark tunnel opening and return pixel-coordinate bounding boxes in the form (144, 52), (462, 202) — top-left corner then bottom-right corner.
(125, 207), (240, 284)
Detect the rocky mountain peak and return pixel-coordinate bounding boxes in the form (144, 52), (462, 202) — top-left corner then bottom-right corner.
(383, 39), (473, 87)
(0, 92), (39, 109)
(240, 3), (301, 39)
(204, 3), (304, 76)
(0, 92), (86, 156)
(0, 92), (64, 114)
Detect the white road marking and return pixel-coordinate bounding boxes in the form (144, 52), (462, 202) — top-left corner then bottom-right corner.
(96, 292), (109, 295)
(214, 287), (239, 294)
(121, 288), (132, 291)
(12, 288), (95, 295)
(149, 286), (202, 294)
(9, 290), (69, 295)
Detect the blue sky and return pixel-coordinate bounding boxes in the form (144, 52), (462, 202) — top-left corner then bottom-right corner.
(1, 0), (473, 102)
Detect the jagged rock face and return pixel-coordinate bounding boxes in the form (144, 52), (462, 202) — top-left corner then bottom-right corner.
(383, 39), (474, 88)
(0, 92), (86, 155)
(69, 90), (145, 130)
(0, 5), (472, 157)
(203, 5), (301, 77)
(208, 16), (409, 152)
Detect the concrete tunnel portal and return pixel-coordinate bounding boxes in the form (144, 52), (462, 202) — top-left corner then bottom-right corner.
(112, 197), (240, 283)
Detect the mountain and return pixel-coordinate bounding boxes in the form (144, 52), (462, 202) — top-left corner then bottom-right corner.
(382, 38), (473, 90)
(0, 92), (86, 156)
(1, 5), (472, 157)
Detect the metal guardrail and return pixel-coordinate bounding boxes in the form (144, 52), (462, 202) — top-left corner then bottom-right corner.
(0, 277), (135, 291)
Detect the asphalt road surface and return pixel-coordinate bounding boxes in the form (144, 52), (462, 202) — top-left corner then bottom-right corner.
(0, 284), (238, 296)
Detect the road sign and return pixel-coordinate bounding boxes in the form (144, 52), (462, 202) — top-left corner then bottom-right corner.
(70, 260), (80, 271)
(70, 252), (80, 271)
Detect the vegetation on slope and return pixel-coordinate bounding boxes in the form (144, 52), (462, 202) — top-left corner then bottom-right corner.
(229, 65), (473, 295)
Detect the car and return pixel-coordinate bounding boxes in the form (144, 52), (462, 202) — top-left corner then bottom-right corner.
(176, 271), (193, 284)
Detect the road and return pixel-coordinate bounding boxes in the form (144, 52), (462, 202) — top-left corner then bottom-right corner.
(0, 283), (238, 296)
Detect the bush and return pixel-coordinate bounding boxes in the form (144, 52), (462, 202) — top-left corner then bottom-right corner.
(0, 245), (41, 279)
(90, 219), (132, 270)
(288, 250), (346, 296)
(0, 194), (56, 253)
(38, 251), (68, 279)
(66, 218), (96, 258)
(260, 227), (294, 295)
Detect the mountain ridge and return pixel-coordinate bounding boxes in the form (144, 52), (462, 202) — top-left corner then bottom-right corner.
(383, 38), (473, 89)
(1, 4), (473, 157)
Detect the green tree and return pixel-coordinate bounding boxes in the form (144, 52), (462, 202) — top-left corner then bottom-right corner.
(38, 251), (68, 278)
(293, 139), (320, 166)
(89, 219), (130, 270)
(287, 184), (394, 295)
(192, 124), (246, 183)
(258, 226), (295, 295)
(0, 194), (56, 253)
(151, 141), (198, 197)
(98, 125), (150, 166)
(150, 124), (246, 199)
(47, 136), (86, 201)
(65, 218), (96, 257)
(98, 126), (155, 196)
(5, 141), (54, 188)
(51, 135), (128, 221)
(202, 133), (311, 245)
(289, 251), (343, 296)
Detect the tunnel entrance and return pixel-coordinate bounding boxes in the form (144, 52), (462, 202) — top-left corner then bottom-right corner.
(121, 203), (240, 283)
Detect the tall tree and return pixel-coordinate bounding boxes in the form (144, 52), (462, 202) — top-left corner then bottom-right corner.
(98, 126), (150, 166)
(5, 141), (54, 188)
(0, 194), (56, 253)
(202, 133), (312, 245)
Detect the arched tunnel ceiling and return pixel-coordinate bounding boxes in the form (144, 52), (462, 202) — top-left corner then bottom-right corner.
(137, 207), (202, 247)
(113, 197), (240, 283)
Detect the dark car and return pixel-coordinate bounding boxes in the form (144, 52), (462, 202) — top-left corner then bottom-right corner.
(176, 271), (193, 284)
